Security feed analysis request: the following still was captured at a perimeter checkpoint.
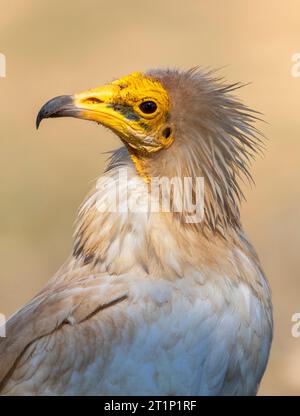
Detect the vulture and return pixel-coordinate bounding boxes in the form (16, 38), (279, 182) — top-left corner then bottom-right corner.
(0, 68), (272, 395)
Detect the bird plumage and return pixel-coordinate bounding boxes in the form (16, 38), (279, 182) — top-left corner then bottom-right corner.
(0, 68), (272, 395)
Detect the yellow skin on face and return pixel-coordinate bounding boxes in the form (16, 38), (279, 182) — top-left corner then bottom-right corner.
(73, 72), (174, 158)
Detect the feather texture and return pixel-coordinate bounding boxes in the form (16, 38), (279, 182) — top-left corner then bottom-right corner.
(0, 68), (272, 396)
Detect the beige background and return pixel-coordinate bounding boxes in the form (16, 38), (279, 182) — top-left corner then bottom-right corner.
(0, 0), (299, 395)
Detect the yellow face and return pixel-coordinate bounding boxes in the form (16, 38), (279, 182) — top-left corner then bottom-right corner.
(73, 72), (174, 153)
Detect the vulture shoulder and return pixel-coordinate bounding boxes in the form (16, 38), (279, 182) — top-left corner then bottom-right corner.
(0, 269), (129, 394)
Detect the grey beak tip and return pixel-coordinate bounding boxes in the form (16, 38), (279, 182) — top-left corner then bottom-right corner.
(36, 95), (74, 130)
(36, 113), (42, 130)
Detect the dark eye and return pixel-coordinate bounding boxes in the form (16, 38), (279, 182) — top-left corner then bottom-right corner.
(139, 101), (157, 114)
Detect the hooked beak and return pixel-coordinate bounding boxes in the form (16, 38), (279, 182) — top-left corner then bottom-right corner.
(36, 84), (129, 134)
(36, 95), (77, 129)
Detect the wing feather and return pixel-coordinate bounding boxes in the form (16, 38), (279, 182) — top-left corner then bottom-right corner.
(0, 272), (128, 392)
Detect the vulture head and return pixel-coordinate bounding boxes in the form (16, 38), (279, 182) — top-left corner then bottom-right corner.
(36, 68), (263, 233)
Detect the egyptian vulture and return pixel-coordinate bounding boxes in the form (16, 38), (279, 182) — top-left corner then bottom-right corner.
(0, 68), (272, 395)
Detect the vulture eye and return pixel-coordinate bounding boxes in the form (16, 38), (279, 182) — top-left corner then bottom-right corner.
(139, 101), (157, 114)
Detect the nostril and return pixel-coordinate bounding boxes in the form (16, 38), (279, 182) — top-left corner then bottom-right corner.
(83, 97), (103, 105)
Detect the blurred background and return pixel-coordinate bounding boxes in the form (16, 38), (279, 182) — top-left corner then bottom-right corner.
(0, 0), (299, 395)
